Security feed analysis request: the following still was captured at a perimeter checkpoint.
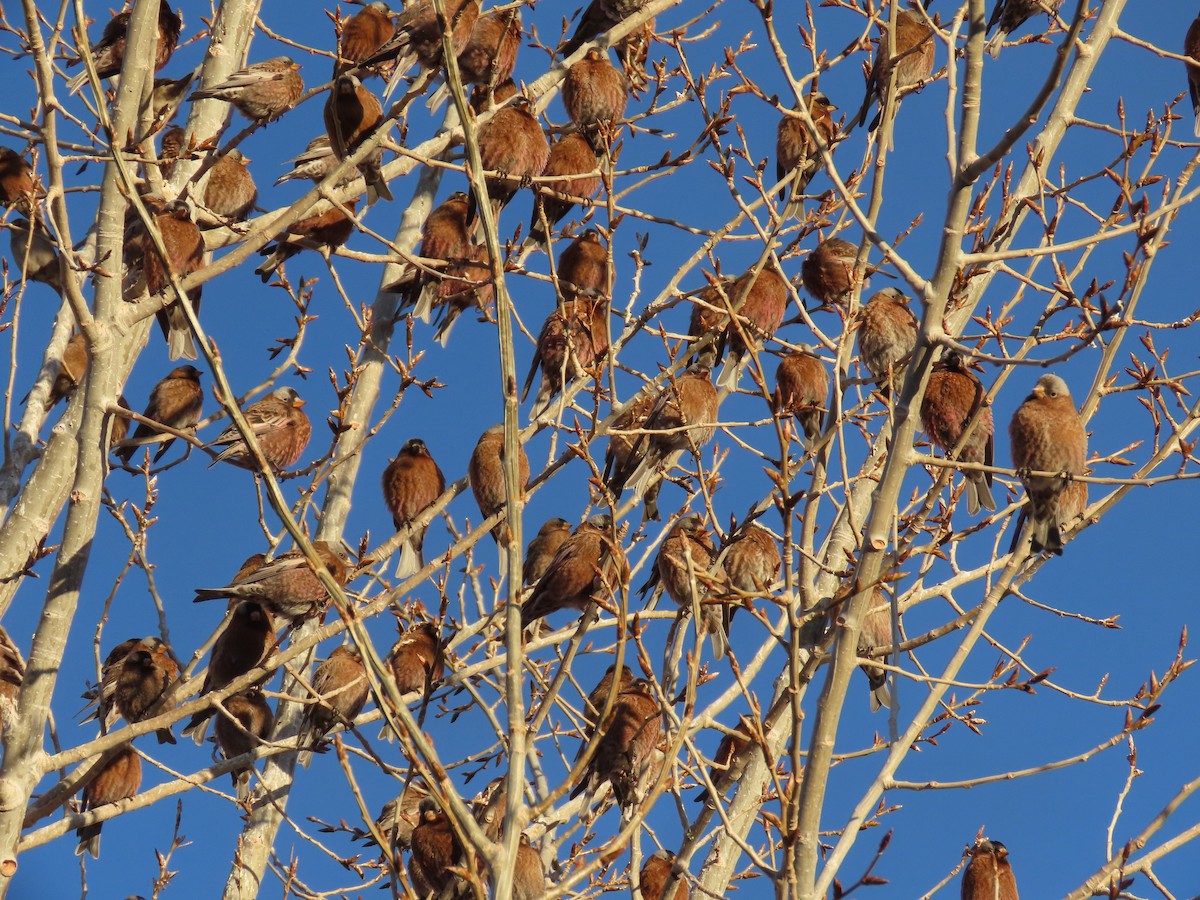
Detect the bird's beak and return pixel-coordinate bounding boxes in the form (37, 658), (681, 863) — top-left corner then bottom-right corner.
(293, 398), (306, 408)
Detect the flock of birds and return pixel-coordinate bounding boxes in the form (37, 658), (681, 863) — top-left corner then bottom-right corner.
(4, 0), (1196, 895)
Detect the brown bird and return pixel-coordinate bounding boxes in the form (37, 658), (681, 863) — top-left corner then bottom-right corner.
(692, 262), (789, 390)
(523, 517), (573, 587)
(194, 542), (348, 622)
(109, 395), (130, 453)
(182, 601), (275, 744)
(0, 627), (24, 740)
(556, 228), (611, 301)
(108, 637), (180, 743)
(801, 236), (859, 309)
(523, 295), (610, 419)
(9, 216), (64, 296)
(529, 133), (601, 246)
(520, 514), (628, 628)
(382, 438), (446, 577)
(189, 56), (304, 123)
(773, 348), (829, 448)
(75, 745), (141, 859)
(640, 513), (730, 659)
(694, 715), (754, 808)
(428, 8), (521, 110)
(116, 364), (203, 464)
(396, 192), (473, 323)
(920, 351), (996, 515)
(365, 0), (481, 100)
(0, 148), (36, 212)
(962, 838), (1020, 900)
(146, 70), (196, 135)
(431, 244), (495, 346)
(45, 331), (89, 411)
(368, 780), (430, 850)
(584, 662), (634, 727)
(856, 287), (918, 397)
(469, 77), (519, 115)
(408, 799), (463, 896)
(639, 850), (690, 900)
(722, 522), (781, 606)
(605, 364), (719, 521)
(298, 645), (368, 765)
(130, 198), (204, 361)
(560, 0), (653, 58)
(201, 149), (257, 223)
(386, 622), (445, 696)
(468, 424), (530, 578)
(213, 689), (275, 801)
(831, 584), (893, 712)
(1057, 478), (1087, 534)
(777, 91), (838, 219)
(159, 126), (186, 179)
(274, 135), (338, 186)
(985, 0), (1064, 58)
(510, 834), (547, 900)
(255, 197), (358, 281)
(1008, 373), (1087, 555)
(604, 387), (657, 507)
(325, 74), (392, 204)
(570, 676), (662, 807)
(561, 48), (630, 153)
(66, 1), (182, 95)
(337, 1), (396, 77)
(467, 95), (550, 225)
(206, 386), (312, 471)
(1188, 12), (1200, 137)
(852, 7), (935, 134)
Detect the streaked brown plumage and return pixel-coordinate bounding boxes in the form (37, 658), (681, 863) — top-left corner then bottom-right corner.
(46, 332), (89, 411)
(255, 197), (358, 281)
(856, 287), (918, 396)
(66, 1), (182, 95)
(130, 198), (204, 361)
(831, 584), (893, 712)
(75, 745), (141, 858)
(1187, 12), (1200, 137)
(213, 689), (275, 800)
(189, 57), (304, 123)
(640, 850), (690, 900)
(523, 295), (610, 419)
(0, 627), (23, 740)
(117, 364), (203, 464)
(386, 622), (445, 696)
(431, 244), (494, 346)
(722, 523), (781, 604)
(468, 96), (549, 224)
(510, 834), (547, 900)
(468, 425), (530, 577)
(0, 148), (36, 211)
(556, 228), (611, 301)
(397, 192), (472, 323)
(9, 216), (64, 296)
(560, 0), (653, 58)
(777, 91), (838, 219)
(529, 133), (601, 245)
(159, 126), (186, 179)
(520, 514), (628, 628)
(182, 601), (275, 744)
(695, 715), (753, 808)
(773, 349), (829, 448)
(325, 74), (392, 204)
(275, 135), (338, 186)
(382, 438), (446, 577)
(962, 838), (1020, 900)
(570, 676), (662, 807)
(337, 1), (396, 76)
(428, 8), (521, 110)
(408, 799), (463, 895)
(1008, 373), (1087, 555)
(604, 388), (656, 497)
(202, 149), (257, 222)
(206, 386), (312, 471)
(584, 663), (634, 727)
(985, 0), (1064, 58)
(801, 236), (859, 308)
(298, 646), (368, 765)
(112, 637), (180, 743)
(852, 8), (935, 133)
(469, 77), (519, 114)
(522, 517), (572, 587)
(368, 780), (429, 849)
(562, 48), (629, 153)
(691, 262), (789, 390)
(147, 71), (195, 135)
(640, 513), (730, 659)
(109, 395), (130, 452)
(920, 351), (996, 515)
(193, 542), (349, 622)
(367, 0), (481, 100)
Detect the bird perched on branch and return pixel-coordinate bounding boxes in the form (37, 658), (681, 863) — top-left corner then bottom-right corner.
(360, 0), (481, 101)
(560, 0), (653, 59)
(639, 850), (691, 900)
(274, 135), (337, 186)
(556, 228), (611, 301)
(961, 838), (1020, 900)
(382, 438), (446, 578)
(75, 745), (141, 858)
(84, 636), (180, 743)
(201, 149), (257, 223)
(213, 689), (275, 800)
(801, 236), (860, 309)
(189, 57), (304, 123)
(0, 147), (37, 212)
(523, 294), (610, 420)
(856, 287), (918, 397)
(194, 542), (349, 623)
(336, 1), (396, 78)
(468, 425), (530, 579)
(776, 91), (838, 219)
(850, 7), (935, 135)
(920, 351), (996, 515)
(721, 522), (781, 611)
(528, 133), (601, 246)
(385, 622), (445, 697)
(126, 197), (204, 361)
(688, 261), (789, 390)
(694, 715), (754, 809)
(205, 386), (312, 472)
(116, 364), (203, 465)
(466, 96), (549, 227)
(829, 583), (894, 712)
(522, 517), (572, 588)
(570, 676), (662, 808)
(520, 514), (628, 629)
(324, 74), (393, 204)
(66, 0), (182, 95)
(562, 48), (629, 154)
(298, 645), (368, 766)
(427, 8), (521, 111)
(1187, 10), (1200, 137)
(256, 197), (359, 281)
(773, 348), (829, 448)
(984, 0), (1064, 58)
(8, 215), (64, 296)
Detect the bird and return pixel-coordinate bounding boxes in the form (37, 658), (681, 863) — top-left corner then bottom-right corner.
(520, 514), (628, 629)
(109, 396), (130, 453)
(382, 438), (446, 577)
(96, 637), (180, 743)
(605, 364), (719, 522)
(430, 244), (494, 346)
(856, 287), (918, 397)
(193, 542), (349, 622)
(146, 70), (196, 135)
(0, 627), (24, 740)
(44, 332), (89, 411)
(773, 348), (829, 448)
(159, 126), (186, 179)
(556, 228), (611, 301)
(1187, 10), (1200, 137)
(468, 425), (530, 579)
(639, 850), (691, 900)
(721, 522), (781, 608)
(255, 197), (358, 281)
(570, 676), (662, 808)
(116, 364), (203, 465)
(181, 601), (275, 745)
(395, 192), (473, 323)
(367, 780), (430, 850)
(205, 386), (312, 471)
(830, 584), (893, 712)
(201, 149), (257, 223)
(66, 1), (182, 95)
(694, 715), (754, 809)
(336, 1), (396, 77)
(324, 74), (393, 204)
(0, 147), (36, 212)
(274, 135), (338, 186)
(363, 0), (481, 101)
(801, 236), (860, 308)
(523, 295), (610, 419)
(604, 388), (658, 510)
(427, 8), (521, 111)
(522, 517), (573, 588)
(528, 133), (601, 246)
(961, 838), (1020, 900)
(129, 198), (204, 361)
(467, 95), (550, 226)
(213, 689), (275, 801)
(584, 663), (634, 726)
(920, 351), (996, 515)
(385, 622), (445, 696)
(1008, 373), (1087, 555)
(985, 0), (1064, 58)
(74, 745), (141, 859)
(560, 0), (653, 59)
(9, 215), (64, 296)
(469, 77), (519, 115)
(511, 833), (548, 900)
(561, 48), (629, 154)
(298, 645), (368, 766)
(189, 57), (304, 123)
(690, 261), (789, 390)
(639, 513), (731, 659)
(408, 799), (463, 896)
(777, 91), (838, 218)
(851, 7), (935, 134)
